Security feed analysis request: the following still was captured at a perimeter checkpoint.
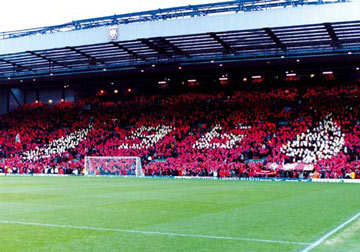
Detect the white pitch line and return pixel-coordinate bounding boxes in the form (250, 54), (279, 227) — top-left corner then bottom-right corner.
(0, 220), (309, 246)
(301, 211), (360, 252)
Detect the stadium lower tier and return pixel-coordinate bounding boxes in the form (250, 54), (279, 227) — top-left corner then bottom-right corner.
(0, 84), (360, 179)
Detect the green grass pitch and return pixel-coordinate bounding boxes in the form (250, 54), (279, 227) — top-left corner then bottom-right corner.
(0, 176), (359, 252)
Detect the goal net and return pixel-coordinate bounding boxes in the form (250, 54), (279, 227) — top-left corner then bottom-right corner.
(84, 156), (144, 177)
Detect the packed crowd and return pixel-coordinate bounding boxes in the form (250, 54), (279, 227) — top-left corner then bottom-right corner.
(0, 83), (360, 179)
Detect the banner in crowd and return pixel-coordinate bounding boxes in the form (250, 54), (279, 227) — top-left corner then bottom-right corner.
(119, 125), (175, 149)
(280, 115), (345, 163)
(267, 162), (314, 171)
(22, 125), (93, 161)
(193, 124), (245, 149)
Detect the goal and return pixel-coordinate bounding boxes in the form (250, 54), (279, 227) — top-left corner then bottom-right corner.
(84, 156), (144, 177)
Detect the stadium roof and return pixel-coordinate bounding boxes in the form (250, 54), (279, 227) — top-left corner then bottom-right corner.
(1, 0), (359, 82)
(0, 0), (346, 40)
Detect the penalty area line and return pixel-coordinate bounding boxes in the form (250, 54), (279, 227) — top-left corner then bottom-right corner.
(301, 211), (360, 252)
(0, 220), (309, 246)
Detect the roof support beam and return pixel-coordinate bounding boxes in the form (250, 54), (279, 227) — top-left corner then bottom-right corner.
(140, 38), (188, 59)
(26, 51), (69, 68)
(324, 23), (342, 48)
(0, 58), (32, 72)
(179, 37), (360, 55)
(263, 27), (287, 51)
(9, 89), (22, 107)
(159, 38), (188, 57)
(139, 38), (167, 56)
(66, 46), (105, 65)
(110, 42), (147, 61)
(209, 32), (233, 54)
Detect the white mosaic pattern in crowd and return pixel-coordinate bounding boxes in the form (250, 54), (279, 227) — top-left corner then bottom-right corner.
(281, 115), (345, 163)
(23, 125), (93, 161)
(193, 125), (245, 149)
(119, 125), (175, 149)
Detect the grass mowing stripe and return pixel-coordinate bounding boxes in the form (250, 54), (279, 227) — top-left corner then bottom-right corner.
(0, 220), (310, 246)
(301, 211), (360, 252)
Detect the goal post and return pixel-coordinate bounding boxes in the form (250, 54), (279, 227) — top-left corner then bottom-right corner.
(84, 156), (144, 177)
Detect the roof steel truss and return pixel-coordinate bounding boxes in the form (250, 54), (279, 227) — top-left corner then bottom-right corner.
(1, 19), (360, 80)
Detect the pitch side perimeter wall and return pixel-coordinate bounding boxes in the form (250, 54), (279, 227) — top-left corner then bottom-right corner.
(1, 2), (360, 55)
(2, 174), (360, 184)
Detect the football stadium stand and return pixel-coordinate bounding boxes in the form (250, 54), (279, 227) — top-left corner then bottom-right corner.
(0, 83), (359, 179)
(1, 2), (360, 252)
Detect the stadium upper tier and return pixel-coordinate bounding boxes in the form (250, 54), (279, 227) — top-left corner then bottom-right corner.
(0, 83), (359, 179)
(0, 0), (359, 81)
